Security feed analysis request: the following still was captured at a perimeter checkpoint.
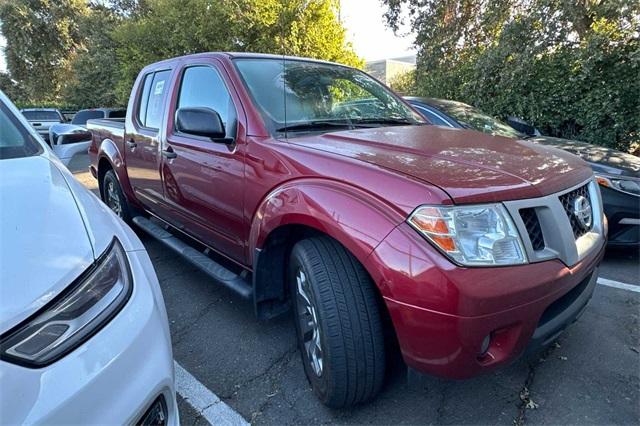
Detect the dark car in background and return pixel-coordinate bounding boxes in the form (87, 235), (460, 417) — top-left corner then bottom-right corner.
(20, 108), (66, 143)
(70, 108), (126, 126)
(406, 97), (640, 248)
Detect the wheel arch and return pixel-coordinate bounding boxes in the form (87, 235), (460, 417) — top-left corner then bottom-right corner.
(250, 180), (404, 321)
(95, 138), (138, 208)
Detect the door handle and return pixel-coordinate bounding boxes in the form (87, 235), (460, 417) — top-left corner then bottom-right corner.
(161, 147), (177, 159)
(126, 139), (137, 149)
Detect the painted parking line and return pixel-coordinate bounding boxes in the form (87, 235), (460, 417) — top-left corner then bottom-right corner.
(174, 361), (248, 426)
(171, 277), (636, 426)
(598, 277), (640, 293)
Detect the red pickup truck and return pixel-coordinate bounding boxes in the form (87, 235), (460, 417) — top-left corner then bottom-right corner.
(88, 52), (606, 407)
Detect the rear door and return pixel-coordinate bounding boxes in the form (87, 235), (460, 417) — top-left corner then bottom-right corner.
(125, 69), (173, 210)
(161, 61), (247, 263)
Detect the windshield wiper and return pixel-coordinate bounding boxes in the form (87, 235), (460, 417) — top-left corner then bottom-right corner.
(349, 117), (417, 126)
(275, 120), (360, 133)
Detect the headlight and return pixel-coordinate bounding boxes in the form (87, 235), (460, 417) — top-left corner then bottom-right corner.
(408, 204), (527, 266)
(595, 174), (640, 197)
(0, 239), (132, 367)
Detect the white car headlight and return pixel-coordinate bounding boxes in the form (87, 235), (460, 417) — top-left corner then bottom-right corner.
(595, 174), (640, 197)
(408, 204), (527, 266)
(0, 239), (132, 367)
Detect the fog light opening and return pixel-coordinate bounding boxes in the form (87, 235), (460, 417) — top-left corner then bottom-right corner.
(137, 395), (168, 426)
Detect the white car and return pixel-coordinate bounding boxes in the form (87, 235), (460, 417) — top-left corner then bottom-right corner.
(0, 91), (178, 424)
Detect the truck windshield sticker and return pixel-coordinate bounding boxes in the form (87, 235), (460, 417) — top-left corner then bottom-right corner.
(154, 80), (165, 95)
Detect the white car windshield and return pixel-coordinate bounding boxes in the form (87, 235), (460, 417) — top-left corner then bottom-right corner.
(1, 102), (43, 159)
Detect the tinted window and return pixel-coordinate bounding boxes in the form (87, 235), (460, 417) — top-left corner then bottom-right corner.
(434, 101), (523, 138)
(145, 70), (171, 129)
(72, 110), (104, 125)
(107, 109), (126, 118)
(177, 66), (237, 137)
(137, 73), (154, 126)
(1, 103), (43, 159)
(414, 106), (451, 127)
(21, 110), (61, 121)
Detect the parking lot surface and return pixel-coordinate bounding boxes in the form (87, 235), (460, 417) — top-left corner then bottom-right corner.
(70, 154), (639, 425)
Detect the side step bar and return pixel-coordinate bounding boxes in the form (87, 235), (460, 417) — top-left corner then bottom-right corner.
(132, 216), (253, 299)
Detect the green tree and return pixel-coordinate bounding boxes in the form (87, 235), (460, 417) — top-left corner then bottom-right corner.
(112, 0), (362, 103)
(0, 0), (88, 104)
(388, 69), (416, 94)
(382, 0), (640, 152)
(63, 4), (123, 108)
(0, 73), (26, 102)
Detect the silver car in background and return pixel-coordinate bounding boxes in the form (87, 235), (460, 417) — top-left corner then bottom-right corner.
(48, 108), (126, 166)
(19, 108), (65, 143)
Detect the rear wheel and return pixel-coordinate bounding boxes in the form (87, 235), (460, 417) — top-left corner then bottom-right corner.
(289, 236), (386, 407)
(102, 170), (133, 223)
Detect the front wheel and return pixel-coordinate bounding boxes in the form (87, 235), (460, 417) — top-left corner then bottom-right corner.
(289, 236), (386, 407)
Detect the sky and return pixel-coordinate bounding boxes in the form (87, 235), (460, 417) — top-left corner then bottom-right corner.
(339, 0), (416, 61)
(0, 1), (414, 74)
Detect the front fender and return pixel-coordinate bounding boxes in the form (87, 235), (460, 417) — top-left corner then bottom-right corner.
(249, 178), (407, 267)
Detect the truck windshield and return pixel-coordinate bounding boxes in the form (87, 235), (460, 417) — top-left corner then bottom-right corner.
(234, 58), (425, 135)
(1, 103), (43, 160)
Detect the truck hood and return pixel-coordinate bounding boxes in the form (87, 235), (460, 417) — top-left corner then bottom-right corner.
(290, 126), (593, 203)
(0, 156), (94, 334)
(529, 136), (640, 178)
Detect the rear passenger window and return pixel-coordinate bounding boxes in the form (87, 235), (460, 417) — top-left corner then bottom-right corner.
(145, 70), (171, 129)
(137, 73), (153, 127)
(177, 66), (237, 138)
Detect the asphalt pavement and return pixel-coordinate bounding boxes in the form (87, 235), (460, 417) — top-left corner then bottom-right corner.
(69, 153), (639, 425)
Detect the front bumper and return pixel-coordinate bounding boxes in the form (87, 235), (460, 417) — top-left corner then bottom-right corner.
(0, 250), (178, 425)
(601, 186), (640, 247)
(366, 223), (605, 379)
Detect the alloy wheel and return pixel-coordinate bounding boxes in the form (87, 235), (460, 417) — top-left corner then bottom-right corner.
(106, 180), (123, 218)
(295, 268), (323, 377)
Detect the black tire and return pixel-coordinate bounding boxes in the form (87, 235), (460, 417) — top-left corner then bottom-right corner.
(289, 236), (385, 407)
(102, 170), (133, 223)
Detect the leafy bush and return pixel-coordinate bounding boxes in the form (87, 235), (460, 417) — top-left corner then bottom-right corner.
(383, 0), (640, 153)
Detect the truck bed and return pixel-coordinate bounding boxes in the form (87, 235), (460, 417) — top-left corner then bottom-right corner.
(87, 118), (126, 176)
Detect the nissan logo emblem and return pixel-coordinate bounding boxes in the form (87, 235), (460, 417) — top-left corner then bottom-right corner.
(573, 195), (592, 230)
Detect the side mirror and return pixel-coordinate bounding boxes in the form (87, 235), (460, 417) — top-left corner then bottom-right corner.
(49, 124), (92, 146)
(506, 116), (539, 137)
(175, 107), (231, 142)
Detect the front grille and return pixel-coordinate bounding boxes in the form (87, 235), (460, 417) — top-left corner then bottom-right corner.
(520, 208), (545, 250)
(559, 184), (592, 238)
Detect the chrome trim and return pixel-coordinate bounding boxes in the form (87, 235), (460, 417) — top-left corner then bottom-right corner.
(503, 178), (604, 267)
(619, 218), (640, 225)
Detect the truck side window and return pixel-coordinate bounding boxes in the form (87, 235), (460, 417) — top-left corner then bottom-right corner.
(137, 73), (154, 127)
(145, 70), (171, 130)
(177, 66), (237, 138)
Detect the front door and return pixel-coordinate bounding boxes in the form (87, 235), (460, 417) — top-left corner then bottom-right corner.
(126, 69), (172, 210)
(161, 62), (247, 264)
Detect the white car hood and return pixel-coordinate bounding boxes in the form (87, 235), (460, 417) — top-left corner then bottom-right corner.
(0, 156), (94, 334)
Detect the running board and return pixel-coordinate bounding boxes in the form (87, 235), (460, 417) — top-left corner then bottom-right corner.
(132, 216), (253, 299)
